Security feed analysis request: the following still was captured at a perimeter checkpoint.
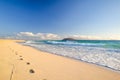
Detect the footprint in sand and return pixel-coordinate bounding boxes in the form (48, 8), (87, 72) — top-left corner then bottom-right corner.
(43, 79), (47, 80)
(19, 55), (22, 57)
(29, 69), (35, 73)
(19, 58), (23, 60)
(26, 62), (30, 65)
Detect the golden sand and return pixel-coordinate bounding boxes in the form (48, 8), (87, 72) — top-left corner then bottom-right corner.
(0, 39), (120, 80)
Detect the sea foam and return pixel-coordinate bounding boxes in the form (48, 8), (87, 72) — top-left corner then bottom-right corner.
(23, 40), (120, 71)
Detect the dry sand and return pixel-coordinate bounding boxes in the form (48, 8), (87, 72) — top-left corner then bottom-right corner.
(0, 39), (120, 80)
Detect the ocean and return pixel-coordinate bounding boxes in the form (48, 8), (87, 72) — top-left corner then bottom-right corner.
(23, 40), (120, 71)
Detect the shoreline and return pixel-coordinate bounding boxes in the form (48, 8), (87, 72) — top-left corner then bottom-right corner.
(21, 41), (120, 73)
(0, 39), (120, 80)
(24, 44), (120, 73)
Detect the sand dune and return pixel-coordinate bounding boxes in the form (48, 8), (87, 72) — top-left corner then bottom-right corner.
(0, 39), (120, 80)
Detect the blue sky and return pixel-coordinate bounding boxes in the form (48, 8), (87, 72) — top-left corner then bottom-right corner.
(0, 0), (120, 38)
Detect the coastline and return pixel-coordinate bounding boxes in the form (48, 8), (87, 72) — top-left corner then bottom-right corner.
(24, 44), (120, 74)
(22, 40), (120, 72)
(22, 42), (120, 73)
(0, 39), (120, 80)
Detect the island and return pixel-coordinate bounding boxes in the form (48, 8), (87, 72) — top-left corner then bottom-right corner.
(62, 38), (76, 41)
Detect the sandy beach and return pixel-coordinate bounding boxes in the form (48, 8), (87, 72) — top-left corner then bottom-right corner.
(0, 39), (120, 80)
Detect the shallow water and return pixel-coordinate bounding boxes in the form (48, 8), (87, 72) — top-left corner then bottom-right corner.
(23, 40), (120, 71)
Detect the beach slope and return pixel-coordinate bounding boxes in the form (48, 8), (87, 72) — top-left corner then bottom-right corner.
(0, 40), (120, 80)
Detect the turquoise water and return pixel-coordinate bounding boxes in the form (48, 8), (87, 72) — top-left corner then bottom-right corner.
(24, 40), (120, 71)
(43, 40), (120, 49)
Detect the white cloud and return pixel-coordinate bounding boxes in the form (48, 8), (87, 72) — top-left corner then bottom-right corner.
(16, 32), (120, 40)
(69, 35), (103, 40)
(17, 32), (61, 40)
(17, 32), (34, 36)
(70, 34), (120, 40)
(108, 34), (120, 40)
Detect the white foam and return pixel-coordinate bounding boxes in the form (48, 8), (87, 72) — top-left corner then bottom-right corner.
(23, 42), (120, 71)
(45, 40), (105, 46)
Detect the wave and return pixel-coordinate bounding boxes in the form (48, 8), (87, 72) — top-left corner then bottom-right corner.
(22, 40), (120, 71)
(25, 40), (43, 44)
(25, 41), (35, 44)
(44, 40), (105, 47)
(25, 40), (120, 49)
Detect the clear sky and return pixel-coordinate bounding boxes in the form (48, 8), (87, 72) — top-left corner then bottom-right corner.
(0, 0), (120, 37)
